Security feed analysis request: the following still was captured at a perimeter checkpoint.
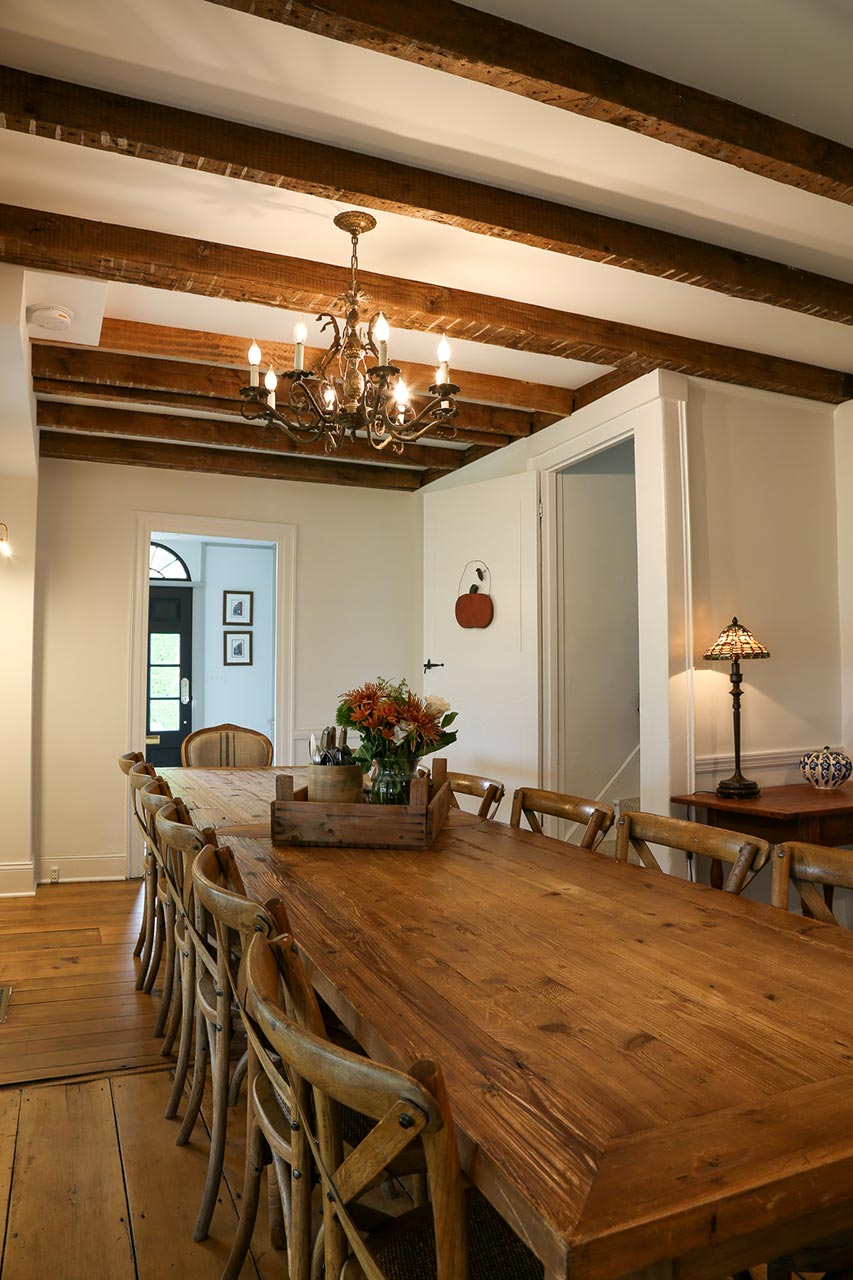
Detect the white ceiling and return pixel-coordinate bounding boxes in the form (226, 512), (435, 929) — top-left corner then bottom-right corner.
(2, 0), (852, 387)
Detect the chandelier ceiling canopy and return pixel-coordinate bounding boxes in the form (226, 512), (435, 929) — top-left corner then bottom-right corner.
(240, 211), (461, 454)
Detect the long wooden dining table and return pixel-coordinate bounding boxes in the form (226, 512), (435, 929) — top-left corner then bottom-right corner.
(159, 766), (853, 1279)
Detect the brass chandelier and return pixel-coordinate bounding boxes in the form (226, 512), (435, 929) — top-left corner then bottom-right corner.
(240, 211), (460, 453)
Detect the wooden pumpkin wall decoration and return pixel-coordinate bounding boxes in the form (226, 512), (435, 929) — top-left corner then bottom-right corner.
(455, 561), (494, 629)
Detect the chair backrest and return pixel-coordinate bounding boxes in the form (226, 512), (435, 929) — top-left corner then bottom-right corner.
(510, 786), (615, 849)
(181, 723), (273, 768)
(139, 778), (175, 856)
(192, 843), (285, 997)
(447, 771), (505, 820)
(771, 841), (853, 923)
(127, 761), (161, 840)
(118, 750), (144, 777)
(614, 810), (771, 892)
(155, 799), (209, 913)
(243, 929), (466, 1280)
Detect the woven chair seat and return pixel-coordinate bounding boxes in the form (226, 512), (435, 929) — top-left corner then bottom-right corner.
(369, 1187), (543, 1279)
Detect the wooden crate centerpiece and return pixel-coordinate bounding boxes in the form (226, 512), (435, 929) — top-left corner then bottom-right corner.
(271, 758), (451, 850)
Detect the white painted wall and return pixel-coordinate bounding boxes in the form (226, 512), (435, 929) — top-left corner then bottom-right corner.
(202, 542), (276, 738)
(0, 266), (38, 894)
(422, 471), (540, 818)
(33, 459), (421, 883)
(687, 381), (841, 788)
(558, 439), (640, 805)
(836, 401), (853, 757)
(427, 372), (842, 797)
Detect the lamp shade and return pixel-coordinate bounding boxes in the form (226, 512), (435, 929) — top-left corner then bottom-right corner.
(703, 616), (769, 661)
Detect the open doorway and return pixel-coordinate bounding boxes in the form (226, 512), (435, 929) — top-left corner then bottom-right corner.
(556, 440), (640, 820)
(145, 531), (277, 767)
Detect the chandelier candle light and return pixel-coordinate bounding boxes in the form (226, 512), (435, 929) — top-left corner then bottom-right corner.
(703, 616), (770, 799)
(241, 211), (461, 453)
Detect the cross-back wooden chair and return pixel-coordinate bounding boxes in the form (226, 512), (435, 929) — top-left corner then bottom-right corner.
(157, 813), (248, 1243)
(153, 801), (212, 1131)
(510, 786), (615, 849)
(233, 927), (543, 1280)
(181, 722), (274, 767)
(614, 810), (772, 893)
(447, 771), (506, 820)
(139, 781), (182, 1041)
(118, 751), (147, 958)
(127, 760), (168, 991)
(770, 840), (853, 923)
(192, 845), (291, 1264)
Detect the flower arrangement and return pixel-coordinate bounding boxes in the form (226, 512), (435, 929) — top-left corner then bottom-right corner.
(336, 678), (458, 802)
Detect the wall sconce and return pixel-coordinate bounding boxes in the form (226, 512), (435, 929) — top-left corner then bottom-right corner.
(0, 525), (11, 558)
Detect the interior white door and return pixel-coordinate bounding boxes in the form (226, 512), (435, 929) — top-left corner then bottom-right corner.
(422, 471), (540, 816)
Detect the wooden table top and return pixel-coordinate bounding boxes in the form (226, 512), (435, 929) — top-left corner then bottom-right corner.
(672, 782), (853, 819)
(159, 766), (304, 835)
(160, 767), (853, 1278)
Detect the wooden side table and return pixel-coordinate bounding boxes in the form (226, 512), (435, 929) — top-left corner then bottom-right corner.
(672, 783), (853, 901)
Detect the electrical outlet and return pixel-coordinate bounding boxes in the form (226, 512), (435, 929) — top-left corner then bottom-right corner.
(49, 866), (60, 884)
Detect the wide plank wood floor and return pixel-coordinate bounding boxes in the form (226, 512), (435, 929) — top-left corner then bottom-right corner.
(0, 882), (164, 1085)
(0, 1068), (289, 1279)
(0, 881), (288, 1278)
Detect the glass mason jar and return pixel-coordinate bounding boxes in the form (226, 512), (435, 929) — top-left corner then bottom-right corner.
(370, 756), (418, 805)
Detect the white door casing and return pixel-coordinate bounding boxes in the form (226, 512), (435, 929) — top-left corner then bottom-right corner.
(127, 511), (296, 877)
(535, 370), (695, 822)
(422, 471), (540, 818)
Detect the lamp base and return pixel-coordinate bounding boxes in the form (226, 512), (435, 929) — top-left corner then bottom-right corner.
(715, 773), (761, 800)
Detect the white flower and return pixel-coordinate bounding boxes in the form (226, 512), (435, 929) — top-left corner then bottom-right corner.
(424, 695), (451, 716)
(392, 723), (411, 744)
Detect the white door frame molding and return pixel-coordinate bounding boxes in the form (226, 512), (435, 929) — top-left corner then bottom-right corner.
(531, 370), (695, 818)
(127, 511), (296, 877)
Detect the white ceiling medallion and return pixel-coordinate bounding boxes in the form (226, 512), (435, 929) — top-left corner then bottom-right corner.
(27, 304), (75, 331)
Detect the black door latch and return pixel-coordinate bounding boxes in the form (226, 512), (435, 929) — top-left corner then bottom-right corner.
(423, 659), (445, 673)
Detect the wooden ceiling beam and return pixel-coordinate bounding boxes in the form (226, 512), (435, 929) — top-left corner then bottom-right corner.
(5, 205), (851, 403)
(4, 68), (853, 323)
(86, 319), (576, 416)
(35, 401), (469, 473)
(204, 1), (853, 206)
(30, 345), (546, 438)
(32, 379), (513, 448)
(39, 430), (423, 490)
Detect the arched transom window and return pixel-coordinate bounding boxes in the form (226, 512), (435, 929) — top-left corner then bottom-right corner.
(149, 541), (191, 581)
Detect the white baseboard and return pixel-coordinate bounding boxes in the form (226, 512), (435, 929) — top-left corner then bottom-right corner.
(694, 747), (817, 790)
(35, 852), (127, 885)
(0, 861), (36, 897)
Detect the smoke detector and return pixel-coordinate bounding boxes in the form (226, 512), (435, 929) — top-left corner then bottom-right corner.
(27, 304), (75, 331)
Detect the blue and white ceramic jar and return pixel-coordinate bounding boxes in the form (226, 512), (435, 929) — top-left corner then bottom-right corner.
(799, 745), (853, 790)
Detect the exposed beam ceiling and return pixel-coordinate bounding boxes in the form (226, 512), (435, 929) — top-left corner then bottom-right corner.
(31, 347), (552, 440)
(204, 0), (853, 205)
(4, 69), (853, 325)
(42, 318), (576, 415)
(32, 379), (514, 449)
(35, 401), (465, 473)
(39, 429), (423, 489)
(6, 207), (850, 403)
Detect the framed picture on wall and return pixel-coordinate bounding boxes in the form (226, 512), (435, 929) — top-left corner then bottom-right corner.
(223, 631), (253, 666)
(223, 590), (254, 626)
